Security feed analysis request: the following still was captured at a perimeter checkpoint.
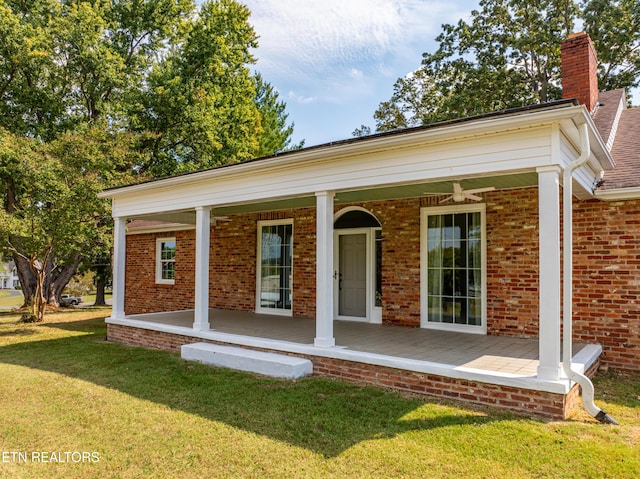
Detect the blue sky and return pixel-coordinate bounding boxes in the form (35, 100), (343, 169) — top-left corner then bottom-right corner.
(242, 1), (477, 147)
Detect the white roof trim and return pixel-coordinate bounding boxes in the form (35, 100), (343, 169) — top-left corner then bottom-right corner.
(100, 105), (612, 200)
(126, 223), (195, 235)
(594, 187), (640, 201)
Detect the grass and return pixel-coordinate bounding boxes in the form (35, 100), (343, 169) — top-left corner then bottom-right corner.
(0, 290), (23, 308)
(0, 291), (111, 308)
(0, 309), (638, 478)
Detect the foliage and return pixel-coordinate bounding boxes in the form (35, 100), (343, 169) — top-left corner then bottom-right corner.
(373, 0), (640, 131)
(352, 124), (372, 137)
(0, 0), (299, 314)
(254, 72), (302, 156)
(0, 309), (639, 477)
(0, 127), (140, 320)
(64, 272), (95, 298)
(582, 0), (640, 92)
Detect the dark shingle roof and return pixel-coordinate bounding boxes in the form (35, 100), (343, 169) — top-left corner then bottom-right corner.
(592, 89), (625, 148)
(600, 106), (640, 190)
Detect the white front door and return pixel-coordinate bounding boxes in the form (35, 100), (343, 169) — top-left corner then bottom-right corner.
(334, 229), (370, 321)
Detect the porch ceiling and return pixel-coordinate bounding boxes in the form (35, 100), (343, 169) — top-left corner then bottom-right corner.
(132, 172), (538, 223)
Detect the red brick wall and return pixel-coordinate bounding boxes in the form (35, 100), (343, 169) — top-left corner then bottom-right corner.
(485, 188), (541, 337)
(209, 208), (317, 318)
(125, 230), (195, 314)
(376, 199), (422, 326)
(573, 199), (640, 369)
(209, 213), (256, 312)
(561, 32), (599, 112)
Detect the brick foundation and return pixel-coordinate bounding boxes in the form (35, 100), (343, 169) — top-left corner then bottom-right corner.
(107, 323), (596, 420)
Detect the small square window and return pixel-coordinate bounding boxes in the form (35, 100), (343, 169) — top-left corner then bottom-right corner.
(156, 238), (176, 284)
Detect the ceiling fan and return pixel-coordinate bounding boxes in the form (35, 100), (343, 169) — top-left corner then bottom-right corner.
(426, 182), (495, 203)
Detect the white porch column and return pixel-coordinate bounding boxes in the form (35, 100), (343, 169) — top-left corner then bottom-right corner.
(111, 216), (127, 320)
(537, 167), (562, 381)
(193, 206), (212, 331)
(314, 191), (335, 348)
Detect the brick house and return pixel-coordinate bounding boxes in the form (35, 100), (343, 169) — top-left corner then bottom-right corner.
(99, 33), (638, 421)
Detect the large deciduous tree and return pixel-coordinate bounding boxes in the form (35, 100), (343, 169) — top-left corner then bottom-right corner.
(0, 0), (297, 317)
(0, 127), (140, 321)
(372, 0), (640, 131)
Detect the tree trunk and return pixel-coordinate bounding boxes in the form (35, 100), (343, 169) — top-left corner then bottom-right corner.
(47, 254), (82, 306)
(29, 255), (47, 322)
(94, 277), (106, 306)
(13, 253), (35, 307)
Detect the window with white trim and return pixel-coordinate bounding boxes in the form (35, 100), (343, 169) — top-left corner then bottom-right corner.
(256, 220), (293, 314)
(421, 204), (486, 332)
(156, 238), (176, 284)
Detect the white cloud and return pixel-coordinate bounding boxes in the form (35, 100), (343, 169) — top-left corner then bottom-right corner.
(288, 91), (317, 104)
(349, 68), (364, 79)
(244, 0), (467, 84)
(239, 0), (477, 145)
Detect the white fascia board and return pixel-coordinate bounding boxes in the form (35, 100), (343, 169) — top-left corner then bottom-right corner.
(100, 105), (592, 201)
(558, 112), (615, 172)
(126, 224), (195, 235)
(594, 187), (640, 201)
(109, 127), (555, 218)
(556, 111), (614, 200)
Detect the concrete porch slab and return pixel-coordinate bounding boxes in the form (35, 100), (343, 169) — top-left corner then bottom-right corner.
(181, 342), (313, 379)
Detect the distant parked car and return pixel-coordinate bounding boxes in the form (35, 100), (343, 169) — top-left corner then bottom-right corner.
(60, 294), (83, 306)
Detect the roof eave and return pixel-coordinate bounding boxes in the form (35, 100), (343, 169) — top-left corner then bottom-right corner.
(594, 187), (640, 201)
(99, 101), (596, 200)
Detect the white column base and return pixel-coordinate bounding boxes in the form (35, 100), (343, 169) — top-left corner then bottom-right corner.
(314, 337), (336, 348)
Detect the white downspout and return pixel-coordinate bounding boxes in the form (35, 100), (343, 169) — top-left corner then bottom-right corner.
(562, 120), (617, 424)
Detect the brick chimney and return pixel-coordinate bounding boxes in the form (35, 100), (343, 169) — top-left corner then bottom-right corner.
(561, 32), (599, 112)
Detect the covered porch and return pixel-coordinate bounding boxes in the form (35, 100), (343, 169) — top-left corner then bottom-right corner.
(101, 102), (614, 419)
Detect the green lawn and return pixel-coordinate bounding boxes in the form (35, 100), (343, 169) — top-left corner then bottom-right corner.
(0, 290), (23, 308)
(0, 291), (111, 308)
(0, 309), (638, 478)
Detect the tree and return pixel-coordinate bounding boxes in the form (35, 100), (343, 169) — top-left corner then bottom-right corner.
(582, 0), (640, 92)
(0, 127), (138, 321)
(0, 0), (298, 315)
(254, 72), (303, 155)
(352, 125), (372, 137)
(373, 0), (640, 131)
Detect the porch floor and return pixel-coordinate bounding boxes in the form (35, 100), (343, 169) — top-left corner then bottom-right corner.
(129, 309), (589, 377)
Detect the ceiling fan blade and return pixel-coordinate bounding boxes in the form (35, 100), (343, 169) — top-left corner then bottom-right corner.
(465, 186), (496, 194)
(453, 183), (462, 194)
(423, 192), (451, 196)
(439, 195), (455, 203)
(465, 194), (484, 201)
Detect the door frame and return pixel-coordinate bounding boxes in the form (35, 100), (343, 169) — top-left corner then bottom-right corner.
(333, 228), (381, 323)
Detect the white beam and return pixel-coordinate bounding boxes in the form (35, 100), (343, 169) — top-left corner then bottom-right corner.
(111, 216), (126, 320)
(536, 167), (563, 381)
(193, 206), (211, 331)
(314, 191), (335, 348)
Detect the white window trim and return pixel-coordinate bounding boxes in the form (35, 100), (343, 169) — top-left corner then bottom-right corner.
(256, 219), (294, 316)
(155, 237), (176, 285)
(420, 203), (487, 334)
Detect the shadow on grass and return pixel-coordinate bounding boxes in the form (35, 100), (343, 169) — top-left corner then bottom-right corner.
(0, 318), (507, 457)
(0, 328), (37, 337)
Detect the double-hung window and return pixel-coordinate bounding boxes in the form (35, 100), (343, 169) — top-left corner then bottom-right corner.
(421, 204), (486, 333)
(156, 238), (176, 285)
